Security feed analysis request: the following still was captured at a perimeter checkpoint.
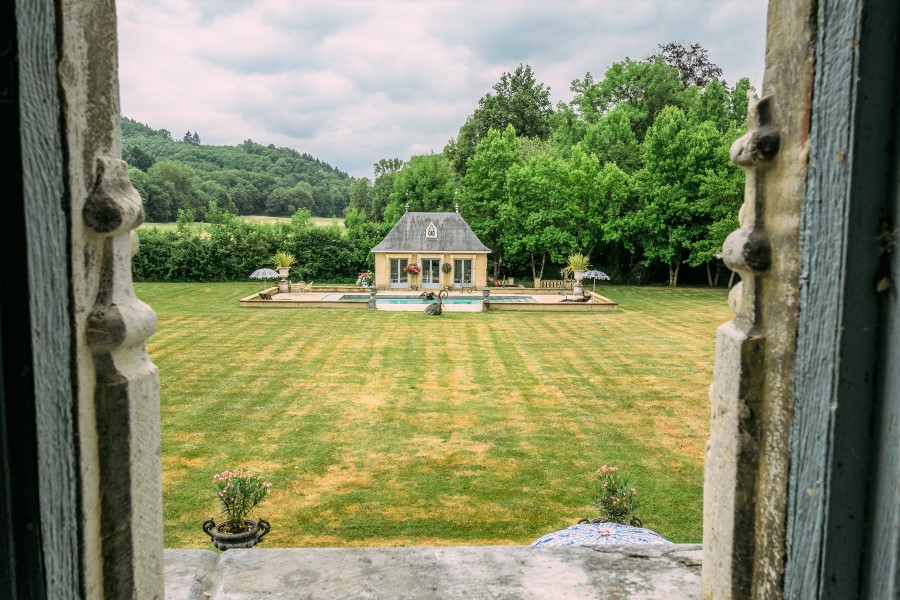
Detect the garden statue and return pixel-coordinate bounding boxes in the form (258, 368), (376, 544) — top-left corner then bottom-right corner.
(424, 289), (448, 315)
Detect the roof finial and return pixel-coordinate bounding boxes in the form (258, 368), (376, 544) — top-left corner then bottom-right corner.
(405, 202), (409, 214)
(455, 203), (459, 213)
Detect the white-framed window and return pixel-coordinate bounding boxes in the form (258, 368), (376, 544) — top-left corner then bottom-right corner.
(425, 222), (437, 238)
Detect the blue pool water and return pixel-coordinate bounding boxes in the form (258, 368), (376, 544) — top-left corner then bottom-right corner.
(338, 294), (536, 304)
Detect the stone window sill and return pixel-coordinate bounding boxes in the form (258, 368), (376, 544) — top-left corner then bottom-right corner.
(165, 544), (702, 599)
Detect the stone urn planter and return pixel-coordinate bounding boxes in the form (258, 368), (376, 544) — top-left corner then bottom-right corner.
(203, 518), (270, 550)
(272, 251), (297, 294)
(572, 269), (586, 296)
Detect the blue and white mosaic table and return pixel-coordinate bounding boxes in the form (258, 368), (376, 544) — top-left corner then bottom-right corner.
(531, 522), (672, 547)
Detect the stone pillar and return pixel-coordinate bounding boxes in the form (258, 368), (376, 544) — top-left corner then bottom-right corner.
(60, 1), (164, 598)
(702, 2), (814, 597)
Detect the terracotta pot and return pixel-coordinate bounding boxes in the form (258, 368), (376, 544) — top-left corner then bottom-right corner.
(202, 518), (270, 550)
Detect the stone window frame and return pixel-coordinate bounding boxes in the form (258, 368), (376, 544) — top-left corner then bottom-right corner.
(5, 0), (899, 597)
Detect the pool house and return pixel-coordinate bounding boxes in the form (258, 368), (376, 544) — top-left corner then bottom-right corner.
(370, 208), (491, 290)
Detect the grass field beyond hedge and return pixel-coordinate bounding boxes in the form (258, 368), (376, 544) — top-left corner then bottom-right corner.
(136, 283), (731, 548)
(141, 215), (343, 231)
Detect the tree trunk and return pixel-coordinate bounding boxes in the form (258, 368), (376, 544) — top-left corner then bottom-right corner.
(669, 262), (681, 287)
(706, 261), (722, 287)
(530, 252), (547, 280)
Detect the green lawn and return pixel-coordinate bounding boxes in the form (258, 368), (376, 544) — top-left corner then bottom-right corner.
(135, 282), (730, 548)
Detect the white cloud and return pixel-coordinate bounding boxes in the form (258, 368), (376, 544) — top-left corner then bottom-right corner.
(116, 0), (768, 178)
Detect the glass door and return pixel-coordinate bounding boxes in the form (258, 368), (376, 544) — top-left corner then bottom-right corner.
(422, 258), (440, 288)
(390, 258), (408, 288)
(453, 259), (472, 288)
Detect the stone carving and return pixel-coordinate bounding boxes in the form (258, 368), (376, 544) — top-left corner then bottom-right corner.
(703, 96), (783, 598)
(83, 155), (163, 598)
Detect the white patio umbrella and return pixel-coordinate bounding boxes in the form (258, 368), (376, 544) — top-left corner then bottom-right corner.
(582, 270), (610, 293)
(249, 268), (280, 292)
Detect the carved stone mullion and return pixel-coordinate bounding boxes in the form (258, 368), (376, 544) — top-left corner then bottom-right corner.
(703, 96), (782, 599)
(83, 156), (162, 599)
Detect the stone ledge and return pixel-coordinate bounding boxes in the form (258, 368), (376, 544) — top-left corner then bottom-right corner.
(165, 545), (702, 599)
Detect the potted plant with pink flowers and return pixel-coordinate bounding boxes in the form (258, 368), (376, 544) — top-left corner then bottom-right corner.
(202, 468), (273, 550)
(579, 464), (642, 527)
(403, 263), (421, 289)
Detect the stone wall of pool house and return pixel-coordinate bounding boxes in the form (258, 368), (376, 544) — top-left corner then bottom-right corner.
(372, 252), (489, 290)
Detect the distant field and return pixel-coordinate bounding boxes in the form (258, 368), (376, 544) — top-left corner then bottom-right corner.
(141, 215), (344, 231)
(137, 283), (730, 549)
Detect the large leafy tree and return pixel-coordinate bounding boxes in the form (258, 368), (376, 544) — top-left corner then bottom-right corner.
(730, 77), (755, 128)
(447, 64), (553, 175)
(570, 57), (684, 140)
(461, 125), (523, 277)
(347, 177), (373, 218)
(501, 154), (578, 280)
(370, 158), (403, 222)
(691, 78), (731, 132)
(686, 124), (745, 286)
(567, 143), (605, 254)
(383, 154), (456, 223)
(580, 108), (642, 173)
(631, 106), (720, 286)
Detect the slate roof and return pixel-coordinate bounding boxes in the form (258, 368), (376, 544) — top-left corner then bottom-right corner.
(370, 212), (491, 253)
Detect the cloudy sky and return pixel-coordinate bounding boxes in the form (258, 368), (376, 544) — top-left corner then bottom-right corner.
(116, 0), (768, 179)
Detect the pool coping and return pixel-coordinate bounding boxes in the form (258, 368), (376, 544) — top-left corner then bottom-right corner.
(240, 287), (618, 312)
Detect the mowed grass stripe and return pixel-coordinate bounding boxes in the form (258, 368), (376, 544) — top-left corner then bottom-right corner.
(136, 282), (730, 548)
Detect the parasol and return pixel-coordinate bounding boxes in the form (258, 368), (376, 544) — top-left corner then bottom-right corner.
(249, 268), (280, 292)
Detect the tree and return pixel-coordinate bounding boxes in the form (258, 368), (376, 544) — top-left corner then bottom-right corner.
(123, 145), (155, 171)
(447, 64), (553, 175)
(461, 125), (523, 277)
(691, 78), (731, 132)
(657, 41), (724, 88)
(147, 160), (196, 218)
(369, 158), (404, 222)
(581, 108), (642, 173)
(347, 177), (373, 218)
(266, 182), (314, 216)
(479, 64), (553, 138)
(566, 143), (607, 254)
(570, 57), (684, 140)
(373, 158), (403, 177)
(730, 78), (755, 128)
(383, 154), (456, 222)
(632, 106), (719, 286)
(196, 179), (236, 214)
(501, 154), (578, 281)
(687, 125), (745, 286)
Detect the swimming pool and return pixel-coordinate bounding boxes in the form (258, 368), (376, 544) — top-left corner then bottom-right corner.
(338, 294), (537, 305)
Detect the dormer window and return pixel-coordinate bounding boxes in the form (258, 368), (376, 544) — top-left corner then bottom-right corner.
(425, 222), (437, 238)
